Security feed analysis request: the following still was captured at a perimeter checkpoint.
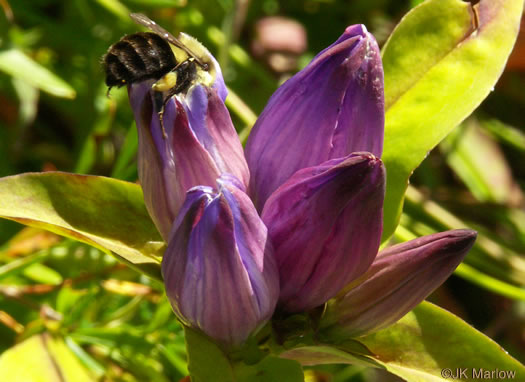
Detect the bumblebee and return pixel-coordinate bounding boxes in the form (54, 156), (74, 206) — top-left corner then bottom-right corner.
(103, 13), (213, 136)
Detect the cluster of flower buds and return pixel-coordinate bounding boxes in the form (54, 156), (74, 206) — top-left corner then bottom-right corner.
(129, 25), (476, 346)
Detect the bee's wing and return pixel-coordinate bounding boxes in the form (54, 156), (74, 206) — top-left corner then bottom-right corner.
(130, 13), (206, 68)
(130, 13), (182, 48)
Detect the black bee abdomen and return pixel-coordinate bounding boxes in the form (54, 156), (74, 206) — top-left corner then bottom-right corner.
(103, 32), (176, 87)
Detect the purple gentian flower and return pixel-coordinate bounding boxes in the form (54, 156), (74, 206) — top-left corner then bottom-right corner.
(129, 43), (249, 241)
(162, 176), (279, 345)
(246, 24), (384, 210)
(320, 230), (477, 338)
(262, 152), (385, 312)
(129, 24), (476, 345)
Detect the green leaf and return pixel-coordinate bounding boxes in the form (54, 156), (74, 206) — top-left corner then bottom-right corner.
(0, 172), (163, 280)
(279, 343), (378, 369)
(454, 263), (525, 302)
(71, 327), (173, 382)
(381, 0), (524, 241)
(23, 262), (63, 284)
(0, 50), (76, 99)
(357, 302), (525, 381)
(482, 118), (525, 152)
(12, 77), (39, 126)
(0, 334), (95, 381)
(185, 327), (305, 382)
(401, 186), (525, 287)
(184, 327), (235, 382)
(158, 343), (189, 377)
(282, 303), (523, 380)
(0, 251), (47, 280)
(111, 123), (139, 180)
(124, 0), (187, 6)
(64, 337), (106, 379)
(94, 0), (129, 20)
(441, 120), (521, 204)
(234, 356), (304, 382)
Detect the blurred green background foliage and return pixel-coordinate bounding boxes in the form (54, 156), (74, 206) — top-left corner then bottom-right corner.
(0, 0), (524, 380)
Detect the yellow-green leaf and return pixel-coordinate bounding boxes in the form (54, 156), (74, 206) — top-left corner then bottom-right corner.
(358, 302), (525, 381)
(0, 50), (76, 99)
(0, 334), (95, 382)
(0, 172), (163, 280)
(381, 0), (524, 241)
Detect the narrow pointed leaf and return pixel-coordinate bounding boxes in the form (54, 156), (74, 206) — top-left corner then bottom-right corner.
(0, 172), (163, 280)
(279, 344), (378, 369)
(381, 0), (524, 241)
(441, 120), (522, 204)
(0, 50), (76, 99)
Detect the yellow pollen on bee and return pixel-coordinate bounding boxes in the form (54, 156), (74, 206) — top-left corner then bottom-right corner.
(176, 33), (216, 87)
(152, 72), (178, 92)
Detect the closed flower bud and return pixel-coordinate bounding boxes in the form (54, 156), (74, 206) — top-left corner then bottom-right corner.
(262, 152), (385, 312)
(246, 25), (384, 210)
(129, 46), (249, 240)
(320, 230), (477, 338)
(162, 176), (279, 345)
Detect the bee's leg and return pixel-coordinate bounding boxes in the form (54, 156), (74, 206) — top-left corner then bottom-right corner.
(158, 88), (179, 140)
(158, 109), (167, 139)
(153, 91), (168, 139)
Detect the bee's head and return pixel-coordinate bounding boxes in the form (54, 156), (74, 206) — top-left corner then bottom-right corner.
(174, 33), (220, 89)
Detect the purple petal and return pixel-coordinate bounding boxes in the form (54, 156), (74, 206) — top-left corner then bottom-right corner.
(209, 55), (228, 102)
(162, 176), (279, 345)
(246, 25), (384, 210)
(130, 81), (180, 240)
(184, 85), (250, 187)
(130, 83), (248, 241)
(130, 83), (219, 240)
(321, 229), (477, 338)
(262, 152), (385, 312)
